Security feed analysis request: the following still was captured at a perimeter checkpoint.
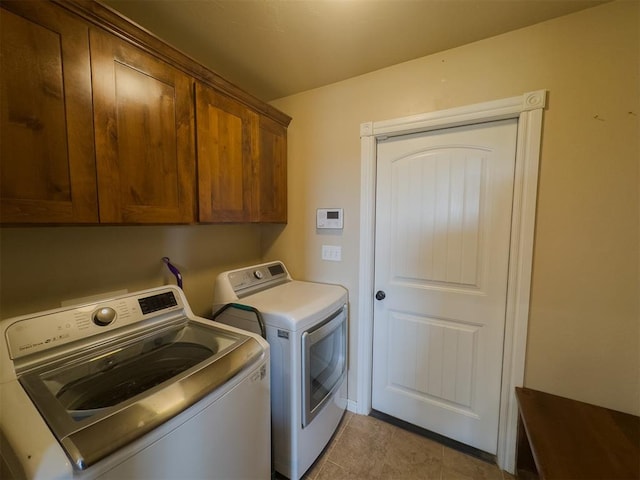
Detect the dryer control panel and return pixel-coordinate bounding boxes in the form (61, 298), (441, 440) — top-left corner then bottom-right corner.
(214, 261), (292, 304)
(228, 262), (289, 297)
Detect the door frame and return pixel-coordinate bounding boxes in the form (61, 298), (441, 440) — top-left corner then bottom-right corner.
(357, 90), (546, 473)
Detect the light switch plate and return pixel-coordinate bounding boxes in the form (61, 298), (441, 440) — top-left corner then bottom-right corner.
(322, 245), (342, 262)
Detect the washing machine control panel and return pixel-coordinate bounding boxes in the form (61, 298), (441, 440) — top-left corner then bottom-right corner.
(4, 288), (184, 360)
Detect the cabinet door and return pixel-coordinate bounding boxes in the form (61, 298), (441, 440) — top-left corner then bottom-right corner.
(196, 83), (253, 223)
(253, 115), (287, 223)
(0, 1), (97, 223)
(90, 29), (195, 224)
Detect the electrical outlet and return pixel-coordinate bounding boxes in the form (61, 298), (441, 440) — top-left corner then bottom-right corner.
(322, 245), (342, 262)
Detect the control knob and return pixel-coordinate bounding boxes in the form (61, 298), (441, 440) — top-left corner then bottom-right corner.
(93, 307), (116, 326)
(253, 270), (264, 280)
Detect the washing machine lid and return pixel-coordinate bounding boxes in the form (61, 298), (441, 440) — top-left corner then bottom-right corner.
(236, 280), (347, 331)
(18, 318), (264, 471)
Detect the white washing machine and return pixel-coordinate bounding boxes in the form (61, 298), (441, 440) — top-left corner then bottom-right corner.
(0, 286), (270, 480)
(213, 261), (348, 480)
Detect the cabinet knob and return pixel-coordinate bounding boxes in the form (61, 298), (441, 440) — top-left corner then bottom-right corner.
(375, 290), (386, 301)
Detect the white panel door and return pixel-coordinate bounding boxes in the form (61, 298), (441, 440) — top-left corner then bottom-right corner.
(372, 119), (518, 454)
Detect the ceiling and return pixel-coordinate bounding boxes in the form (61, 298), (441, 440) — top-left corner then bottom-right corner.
(102, 0), (607, 102)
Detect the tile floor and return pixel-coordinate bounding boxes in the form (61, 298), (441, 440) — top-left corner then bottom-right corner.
(302, 412), (516, 480)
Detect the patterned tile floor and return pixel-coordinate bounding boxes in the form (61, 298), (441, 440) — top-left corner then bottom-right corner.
(302, 412), (517, 480)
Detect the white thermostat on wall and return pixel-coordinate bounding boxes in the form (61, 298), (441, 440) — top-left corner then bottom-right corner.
(317, 208), (343, 229)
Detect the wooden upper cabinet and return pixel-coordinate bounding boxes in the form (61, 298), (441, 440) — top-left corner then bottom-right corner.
(196, 83), (253, 223)
(90, 29), (196, 224)
(0, 0), (288, 225)
(254, 115), (287, 223)
(0, 1), (98, 223)
(196, 82), (287, 223)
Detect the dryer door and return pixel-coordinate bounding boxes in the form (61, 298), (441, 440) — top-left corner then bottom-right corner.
(301, 305), (347, 427)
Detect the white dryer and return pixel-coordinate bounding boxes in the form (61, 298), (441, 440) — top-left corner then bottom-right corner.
(213, 261), (348, 480)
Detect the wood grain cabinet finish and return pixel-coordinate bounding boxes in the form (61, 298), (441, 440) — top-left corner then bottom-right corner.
(0, 0), (288, 225)
(196, 83), (287, 223)
(254, 115), (287, 223)
(196, 83), (253, 223)
(0, 1), (98, 223)
(90, 29), (196, 224)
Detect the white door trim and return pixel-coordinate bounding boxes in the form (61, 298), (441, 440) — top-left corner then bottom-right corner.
(357, 90), (546, 473)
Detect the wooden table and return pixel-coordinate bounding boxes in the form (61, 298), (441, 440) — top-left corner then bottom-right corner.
(515, 387), (640, 479)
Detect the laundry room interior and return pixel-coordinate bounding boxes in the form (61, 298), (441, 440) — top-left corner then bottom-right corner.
(0, 0), (638, 478)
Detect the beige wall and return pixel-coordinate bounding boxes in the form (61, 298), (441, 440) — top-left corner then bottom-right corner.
(0, 225), (263, 320)
(1, 0), (637, 416)
(266, 0), (640, 414)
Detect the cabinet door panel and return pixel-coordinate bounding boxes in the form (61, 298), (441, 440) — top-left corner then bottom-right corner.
(91, 29), (195, 224)
(0, 2), (97, 223)
(254, 116), (287, 223)
(196, 83), (252, 223)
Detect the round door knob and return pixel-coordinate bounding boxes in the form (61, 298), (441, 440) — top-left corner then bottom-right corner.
(375, 290), (386, 301)
(93, 307), (116, 326)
